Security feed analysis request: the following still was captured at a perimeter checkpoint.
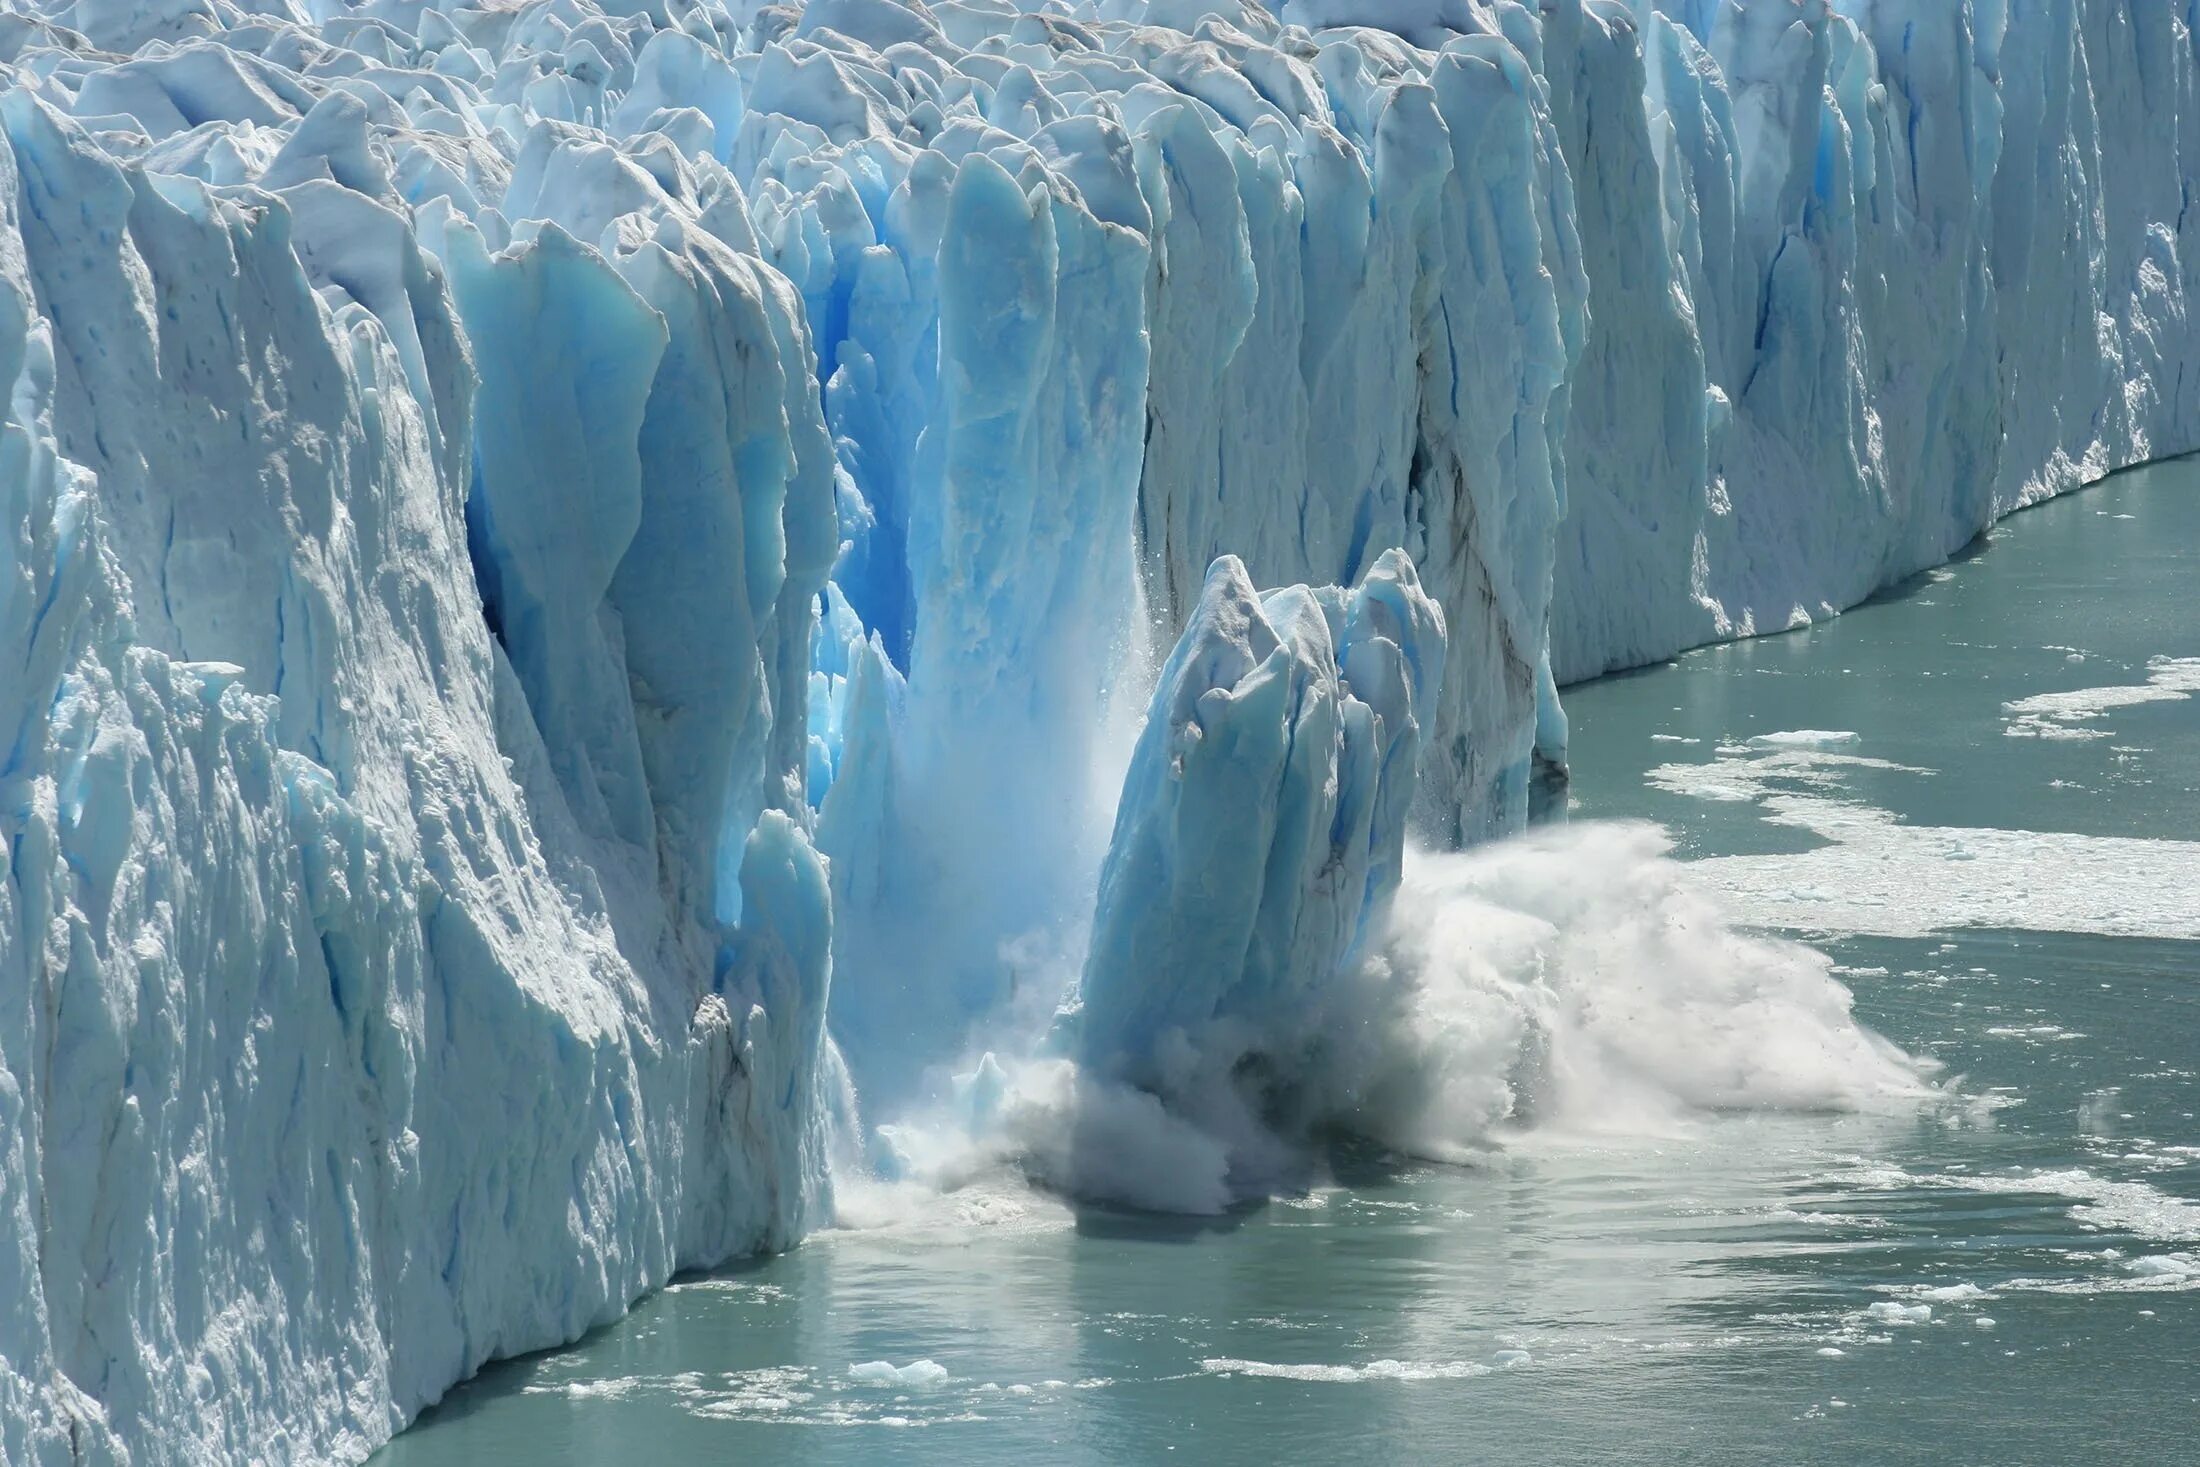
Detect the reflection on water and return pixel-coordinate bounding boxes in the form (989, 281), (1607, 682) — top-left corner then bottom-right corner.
(377, 459), (2200, 1466)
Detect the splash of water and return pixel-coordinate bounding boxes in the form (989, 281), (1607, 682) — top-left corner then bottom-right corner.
(850, 822), (1932, 1216)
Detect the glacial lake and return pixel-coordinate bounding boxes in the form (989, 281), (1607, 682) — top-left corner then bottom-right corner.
(376, 458), (2199, 1466)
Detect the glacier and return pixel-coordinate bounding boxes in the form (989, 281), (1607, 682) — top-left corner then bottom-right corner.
(0, 0), (2195, 1460)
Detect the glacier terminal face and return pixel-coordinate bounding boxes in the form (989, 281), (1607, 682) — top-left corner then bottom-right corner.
(0, 0), (2195, 1461)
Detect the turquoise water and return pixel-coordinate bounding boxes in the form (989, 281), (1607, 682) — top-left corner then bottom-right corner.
(377, 460), (2199, 1465)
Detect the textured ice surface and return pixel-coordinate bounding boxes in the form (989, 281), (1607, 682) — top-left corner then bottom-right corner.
(1077, 550), (1445, 1110)
(1, 0), (2197, 1461)
(1865, 1301), (1933, 1325)
(847, 1358), (950, 1387)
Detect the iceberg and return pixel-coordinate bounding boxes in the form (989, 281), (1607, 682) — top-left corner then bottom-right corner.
(1075, 551), (1445, 1126)
(0, 0), (2194, 1460)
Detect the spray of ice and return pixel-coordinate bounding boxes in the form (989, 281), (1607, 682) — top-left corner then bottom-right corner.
(863, 823), (1931, 1215)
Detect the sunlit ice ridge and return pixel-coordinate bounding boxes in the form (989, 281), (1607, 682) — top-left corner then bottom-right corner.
(0, 0), (2194, 1460)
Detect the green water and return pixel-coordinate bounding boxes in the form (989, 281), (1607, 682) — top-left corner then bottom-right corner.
(377, 460), (2199, 1465)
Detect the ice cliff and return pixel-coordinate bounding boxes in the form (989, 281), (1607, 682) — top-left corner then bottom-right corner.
(0, 0), (2194, 1460)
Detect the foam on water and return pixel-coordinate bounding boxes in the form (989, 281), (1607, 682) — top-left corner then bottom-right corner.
(1199, 1358), (1497, 1383)
(1749, 730), (1862, 748)
(1650, 741), (2200, 940)
(1839, 1161), (2200, 1245)
(2003, 658), (2200, 739)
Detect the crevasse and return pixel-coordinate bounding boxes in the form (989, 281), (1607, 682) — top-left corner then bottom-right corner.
(0, 0), (2193, 1461)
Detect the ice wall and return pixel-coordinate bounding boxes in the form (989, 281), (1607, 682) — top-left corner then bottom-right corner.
(0, 35), (840, 1467)
(1547, 0), (2200, 679)
(0, 0), (2197, 1461)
